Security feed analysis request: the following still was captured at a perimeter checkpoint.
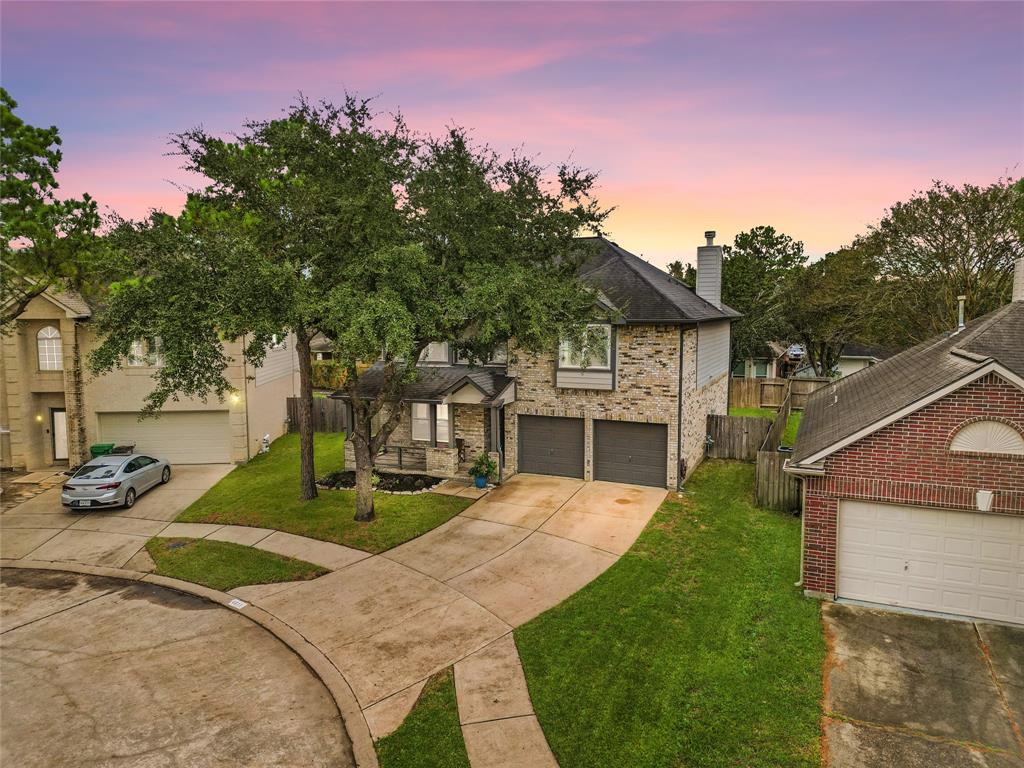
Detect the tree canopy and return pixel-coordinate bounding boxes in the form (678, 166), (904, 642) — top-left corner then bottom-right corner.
(857, 178), (1022, 347)
(1, 88), (101, 324)
(91, 96), (608, 521)
(720, 225), (806, 361)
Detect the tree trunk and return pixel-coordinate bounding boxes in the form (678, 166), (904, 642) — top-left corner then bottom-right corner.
(353, 434), (376, 523)
(295, 330), (318, 500)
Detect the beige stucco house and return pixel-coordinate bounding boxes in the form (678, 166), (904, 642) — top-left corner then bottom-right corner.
(335, 232), (738, 489)
(1, 290), (300, 470)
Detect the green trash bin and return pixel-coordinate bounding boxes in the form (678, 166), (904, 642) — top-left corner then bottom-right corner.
(89, 443), (115, 458)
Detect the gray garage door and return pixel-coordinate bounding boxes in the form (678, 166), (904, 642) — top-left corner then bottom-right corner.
(518, 415), (585, 479)
(593, 420), (667, 487)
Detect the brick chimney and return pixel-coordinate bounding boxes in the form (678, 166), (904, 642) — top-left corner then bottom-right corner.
(696, 230), (723, 309)
(1013, 257), (1024, 302)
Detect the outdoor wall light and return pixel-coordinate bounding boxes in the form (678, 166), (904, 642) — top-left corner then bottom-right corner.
(35, 414), (44, 422)
(229, 393), (241, 405)
(976, 489), (994, 512)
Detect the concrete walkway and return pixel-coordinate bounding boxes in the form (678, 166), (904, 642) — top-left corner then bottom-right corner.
(1, 472), (666, 767)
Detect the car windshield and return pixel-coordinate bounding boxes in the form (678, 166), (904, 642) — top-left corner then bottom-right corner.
(73, 463), (122, 479)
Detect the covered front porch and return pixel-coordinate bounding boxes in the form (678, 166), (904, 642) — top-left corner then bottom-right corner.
(333, 363), (515, 479)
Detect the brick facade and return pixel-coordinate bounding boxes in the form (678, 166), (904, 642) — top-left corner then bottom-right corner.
(801, 373), (1024, 596)
(504, 324), (728, 487)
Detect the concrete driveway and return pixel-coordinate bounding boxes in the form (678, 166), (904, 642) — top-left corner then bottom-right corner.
(246, 474), (665, 752)
(0, 568), (353, 768)
(0, 464), (233, 566)
(824, 603), (1024, 767)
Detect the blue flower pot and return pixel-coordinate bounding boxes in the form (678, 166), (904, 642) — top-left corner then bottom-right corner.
(474, 475), (488, 489)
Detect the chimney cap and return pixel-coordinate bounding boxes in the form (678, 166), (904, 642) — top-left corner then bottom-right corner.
(704, 230), (716, 246)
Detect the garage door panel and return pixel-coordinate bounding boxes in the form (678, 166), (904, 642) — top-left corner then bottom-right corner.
(593, 420), (667, 488)
(839, 500), (1023, 625)
(517, 416), (584, 479)
(98, 411), (231, 464)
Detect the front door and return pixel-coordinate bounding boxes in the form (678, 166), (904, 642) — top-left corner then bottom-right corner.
(51, 408), (68, 461)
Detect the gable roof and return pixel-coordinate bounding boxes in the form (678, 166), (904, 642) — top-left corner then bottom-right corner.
(576, 236), (739, 325)
(330, 363), (512, 404)
(840, 342), (893, 360)
(791, 301), (1024, 467)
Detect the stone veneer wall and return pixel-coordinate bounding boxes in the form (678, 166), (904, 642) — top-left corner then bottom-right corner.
(453, 405), (488, 461)
(505, 325), (684, 486)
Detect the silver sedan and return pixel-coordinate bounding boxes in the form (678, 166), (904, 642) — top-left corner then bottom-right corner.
(62, 453), (171, 510)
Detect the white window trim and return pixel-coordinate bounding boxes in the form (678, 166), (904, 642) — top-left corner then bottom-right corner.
(36, 326), (63, 371)
(558, 324), (612, 371)
(411, 403), (431, 441)
(127, 339), (148, 367)
(436, 403), (450, 443)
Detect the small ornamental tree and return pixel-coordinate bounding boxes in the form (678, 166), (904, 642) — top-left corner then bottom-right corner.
(1, 88), (102, 325)
(321, 129), (609, 522)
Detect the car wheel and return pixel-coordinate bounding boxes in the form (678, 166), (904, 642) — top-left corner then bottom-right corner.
(161, 467), (171, 484)
(124, 488), (136, 509)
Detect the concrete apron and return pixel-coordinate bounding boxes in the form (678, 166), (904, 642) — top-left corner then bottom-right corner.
(1, 473), (667, 767)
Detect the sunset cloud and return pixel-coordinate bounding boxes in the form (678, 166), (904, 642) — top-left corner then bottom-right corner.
(2, 1), (1020, 266)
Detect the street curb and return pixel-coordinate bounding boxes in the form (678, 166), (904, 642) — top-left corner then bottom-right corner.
(1, 558), (379, 768)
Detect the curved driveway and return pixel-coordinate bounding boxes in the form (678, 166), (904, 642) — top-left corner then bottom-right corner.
(1, 568), (354, 768)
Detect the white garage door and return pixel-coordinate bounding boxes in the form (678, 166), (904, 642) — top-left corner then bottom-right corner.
(839, 500), (1024, 625)
(98, 411), (231, 464)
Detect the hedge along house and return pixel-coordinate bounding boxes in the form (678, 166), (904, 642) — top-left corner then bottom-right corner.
(787, 258), (1024, 625)
(332, 232), (738, 488)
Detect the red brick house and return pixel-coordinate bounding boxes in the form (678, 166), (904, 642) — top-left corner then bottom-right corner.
(787, 260), (1024, 625)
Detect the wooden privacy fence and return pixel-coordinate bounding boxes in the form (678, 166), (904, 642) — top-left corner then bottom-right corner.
(729, 376), (829, 411)
(706, 414), (772, 462)
(286, 397), (349, 433)
(754, 392), (801, 512)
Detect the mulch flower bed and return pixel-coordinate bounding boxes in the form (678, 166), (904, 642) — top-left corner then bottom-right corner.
(317, 470), (447, 494)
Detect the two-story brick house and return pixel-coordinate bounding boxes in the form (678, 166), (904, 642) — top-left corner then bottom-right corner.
(335, 232), (739, 489)
(1, 289), (301, 470)
(787, 259), (1024, 625)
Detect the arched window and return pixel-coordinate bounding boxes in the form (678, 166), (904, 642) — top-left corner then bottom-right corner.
(36, 326), (63, 371)
(950, 420), (1024, 456)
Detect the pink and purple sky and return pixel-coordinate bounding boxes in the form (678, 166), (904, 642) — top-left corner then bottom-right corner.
(2, 1), (1022, 267)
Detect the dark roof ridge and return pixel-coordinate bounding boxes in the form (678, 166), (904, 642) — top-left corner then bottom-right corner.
(598, 236), (729, 319)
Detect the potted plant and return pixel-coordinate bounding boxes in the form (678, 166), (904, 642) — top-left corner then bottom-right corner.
(468, 452), (498, 489)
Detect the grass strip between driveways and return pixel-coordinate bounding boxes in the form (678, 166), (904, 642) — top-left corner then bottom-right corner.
(145, 537), (327, 592)
(515, 460), (825, 768)
(176, 433), (474, 553)
(375, 668), (470, 768)
(728, 406), (802, 447)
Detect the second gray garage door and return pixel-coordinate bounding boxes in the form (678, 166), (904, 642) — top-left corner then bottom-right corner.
(593, 420), (667, 487)
(518, 415), (585, 479)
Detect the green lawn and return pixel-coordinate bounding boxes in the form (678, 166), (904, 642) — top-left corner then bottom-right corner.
(376, 669), (470, 768)
(146, 537), (327, 592)
(728, 407), (802, 448)
(515, 461), (825, 768)
(177, 433), (474, 553)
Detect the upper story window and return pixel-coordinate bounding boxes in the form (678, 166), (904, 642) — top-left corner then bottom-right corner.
(37, 326), (63, 371)
(127, 339), (148, 366)
(558, 324), (611, 370)
(270, 334), (287, 350)
(127, 337), (164, 367)
(949, 420), (1024, 456)
(420, 342), (450, 364)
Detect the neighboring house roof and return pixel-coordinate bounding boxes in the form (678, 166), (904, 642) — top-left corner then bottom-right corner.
(309, 332), (333, 353)
(330, 363), (513, 404)
(576, 236), (740, 325)
(840, 342), (892, 360)
(46, 289), (92, 318)
(791, 301), (1024, 467)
